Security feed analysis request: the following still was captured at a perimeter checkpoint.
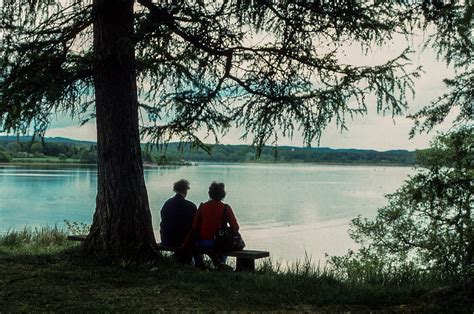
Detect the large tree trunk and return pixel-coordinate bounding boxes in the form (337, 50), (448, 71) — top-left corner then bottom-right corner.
(86, 0), (158, 261)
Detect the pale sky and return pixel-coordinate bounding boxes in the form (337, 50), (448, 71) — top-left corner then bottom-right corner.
(41, 30), (456, 151)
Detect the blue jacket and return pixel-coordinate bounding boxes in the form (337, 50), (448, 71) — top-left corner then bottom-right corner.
(160, 194), (197, 247)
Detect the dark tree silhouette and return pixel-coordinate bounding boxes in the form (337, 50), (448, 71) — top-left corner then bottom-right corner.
(1, 0), (470, 260)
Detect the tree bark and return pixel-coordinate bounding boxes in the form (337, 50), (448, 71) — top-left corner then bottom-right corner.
(86, 0), (158, 261)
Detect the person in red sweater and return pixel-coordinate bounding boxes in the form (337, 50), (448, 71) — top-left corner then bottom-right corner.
(183, 182), (240, 267)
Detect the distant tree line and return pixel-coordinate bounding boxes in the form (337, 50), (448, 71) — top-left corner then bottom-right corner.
(0, 138), (418, 165)
(0, 140), (97, 163)
(150, 144), (418, 165)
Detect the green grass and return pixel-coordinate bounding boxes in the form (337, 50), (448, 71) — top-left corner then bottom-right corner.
(0, 226), (75, 253)
(11, 157), (81, 163)
(0, 228), (472, 312)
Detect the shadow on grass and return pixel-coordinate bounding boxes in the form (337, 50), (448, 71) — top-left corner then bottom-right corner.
(1, 246), (472, 312)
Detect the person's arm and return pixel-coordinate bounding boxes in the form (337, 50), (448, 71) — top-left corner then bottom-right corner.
(182, 203), (202, 248)
(226, 204), (240, 232)
(159, 201), (170, 229)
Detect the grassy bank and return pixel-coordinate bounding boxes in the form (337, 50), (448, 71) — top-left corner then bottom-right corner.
(0, 228), (471, 312)
(11, 157), (81, 164)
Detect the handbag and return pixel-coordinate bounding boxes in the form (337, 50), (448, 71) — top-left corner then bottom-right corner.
(214, 204), (245, 251)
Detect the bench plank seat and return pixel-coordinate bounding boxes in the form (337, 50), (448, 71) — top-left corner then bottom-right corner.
(68, 235), (269, 271)
(67, 235), (87, 242)
(156, 244), (269, 259)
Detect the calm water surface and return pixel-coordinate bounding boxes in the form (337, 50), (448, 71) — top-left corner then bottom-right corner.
(0, 163), (413, 263)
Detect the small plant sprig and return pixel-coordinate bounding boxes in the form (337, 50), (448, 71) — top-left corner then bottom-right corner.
(64, 220), (90, 235)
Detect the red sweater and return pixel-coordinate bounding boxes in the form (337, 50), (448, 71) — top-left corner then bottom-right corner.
(183, 200), (239, 246)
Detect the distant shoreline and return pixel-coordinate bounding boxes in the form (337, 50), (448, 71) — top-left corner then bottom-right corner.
(236, 160), (417, 167)
(1, 161), (95, 166)
(1, 160), (416, 168)
(1, 136), (419, 167)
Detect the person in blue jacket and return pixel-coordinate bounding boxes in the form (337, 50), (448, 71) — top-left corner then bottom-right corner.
(160, 179), (197, 263)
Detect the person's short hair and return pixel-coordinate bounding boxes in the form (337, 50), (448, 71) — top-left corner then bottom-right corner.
(173, 179), (190, 194)
(208, 182), (226, 201)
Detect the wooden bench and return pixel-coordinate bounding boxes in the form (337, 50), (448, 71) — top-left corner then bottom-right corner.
(67, 235), (269, 272)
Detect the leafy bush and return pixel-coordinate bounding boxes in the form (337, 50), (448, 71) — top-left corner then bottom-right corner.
(79, 147), (97, 164)
(64, 220), (90, 235)
(0, 150), (11, 162)
(330, 128), (473, 283)
(5, 142), (21, 154)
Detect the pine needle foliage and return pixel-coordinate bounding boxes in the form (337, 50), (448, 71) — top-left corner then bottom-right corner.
(4, 1), (466, 152)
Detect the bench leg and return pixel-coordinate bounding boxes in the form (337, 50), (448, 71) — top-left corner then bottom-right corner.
(235, 258), (255, 272)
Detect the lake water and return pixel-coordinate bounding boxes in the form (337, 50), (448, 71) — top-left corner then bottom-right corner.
(0, 163), (413, 264)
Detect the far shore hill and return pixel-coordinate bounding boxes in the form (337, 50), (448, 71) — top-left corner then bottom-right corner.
(0, 135), (421, 165)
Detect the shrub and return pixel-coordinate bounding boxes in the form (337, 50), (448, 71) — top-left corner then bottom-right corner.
(330, 128), (473, 283)
(0, 150), (11, 162)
